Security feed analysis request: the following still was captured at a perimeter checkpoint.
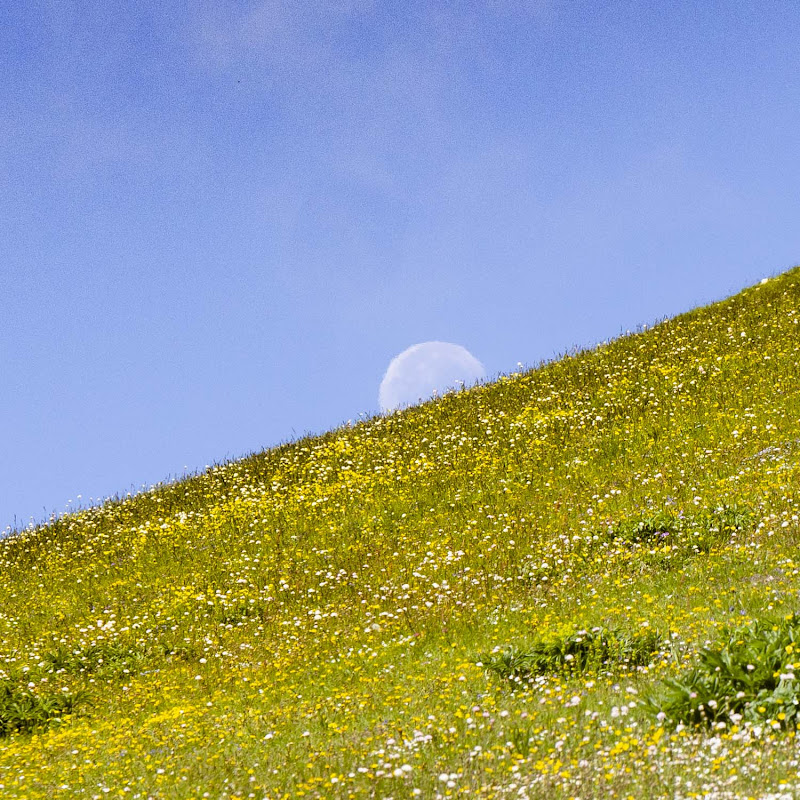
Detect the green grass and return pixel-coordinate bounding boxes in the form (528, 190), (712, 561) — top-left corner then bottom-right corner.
(3, 268), (800, 797)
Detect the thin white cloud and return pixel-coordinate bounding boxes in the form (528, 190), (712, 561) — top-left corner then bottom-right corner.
(191, 0), (375, 82)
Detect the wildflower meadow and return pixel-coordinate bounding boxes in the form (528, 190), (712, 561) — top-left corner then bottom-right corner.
(4, 269), (800, 798)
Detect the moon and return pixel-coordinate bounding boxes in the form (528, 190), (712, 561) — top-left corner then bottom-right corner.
(379, 341), (485, 413)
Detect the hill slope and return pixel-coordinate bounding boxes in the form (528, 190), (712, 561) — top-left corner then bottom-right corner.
(3, 269), (800, 798)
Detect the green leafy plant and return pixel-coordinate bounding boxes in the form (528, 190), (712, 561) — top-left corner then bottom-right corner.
(611, 504), (751, 548)
(41, 641), (146, 679)
(603, 504), (752, 571)
(0, 681), (89, 737)
(610, 510), (681, 543)
(649, 613), (800, 729)
(480, 626), (662, 683)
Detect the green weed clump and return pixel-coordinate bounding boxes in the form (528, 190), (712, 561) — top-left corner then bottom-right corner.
(0, 681), (88, 737)
(609, 503), (752, 553)
(481, 626), (662, 683)
(41, 641), (147, 679)
(651, 613), (800, 729)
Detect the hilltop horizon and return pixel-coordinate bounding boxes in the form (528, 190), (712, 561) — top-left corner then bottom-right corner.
(6, 1), (800, 540)
(5, 268), (782, 538)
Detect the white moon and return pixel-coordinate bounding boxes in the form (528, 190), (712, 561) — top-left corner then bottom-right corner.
(379, 341), (485, 413)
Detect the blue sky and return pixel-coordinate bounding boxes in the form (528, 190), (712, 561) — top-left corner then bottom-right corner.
(2, 1), (799, 532)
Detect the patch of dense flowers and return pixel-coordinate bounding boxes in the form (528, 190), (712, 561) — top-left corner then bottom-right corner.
(1, 270), (800, 796)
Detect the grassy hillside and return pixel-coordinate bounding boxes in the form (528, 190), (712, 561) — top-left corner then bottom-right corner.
(3, 269), (800, 798)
